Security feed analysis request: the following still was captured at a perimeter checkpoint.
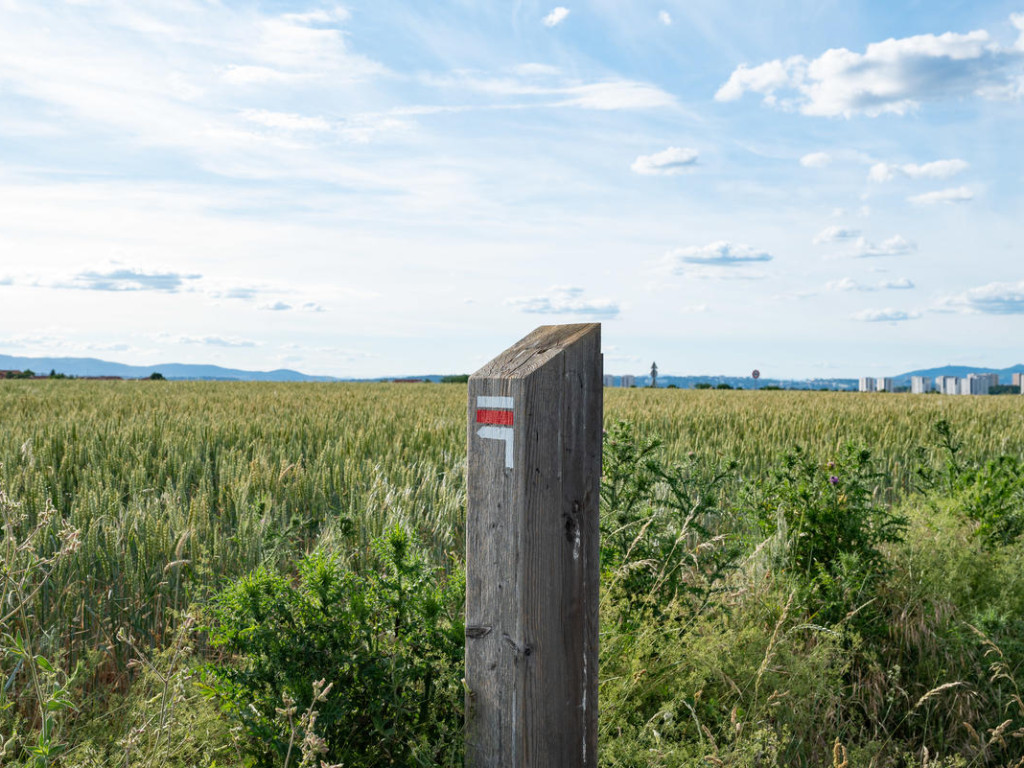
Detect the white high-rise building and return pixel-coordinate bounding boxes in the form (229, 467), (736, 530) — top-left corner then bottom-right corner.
(937, 376), (961, 395)
(967, 373), (991, 395)
(620, 374), (635, 388)
(911, 376), (931, 394)
(878, 377), (894, 393)
(603, 374), (615, 387)
(859, 377), (877, 392)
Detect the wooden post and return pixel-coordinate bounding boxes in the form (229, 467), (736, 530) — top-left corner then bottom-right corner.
(465, 323), (602, 767)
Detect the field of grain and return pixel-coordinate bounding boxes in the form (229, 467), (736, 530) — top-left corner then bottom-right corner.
(1, 381), (1022, 766)
(2, 382), (1022, 668)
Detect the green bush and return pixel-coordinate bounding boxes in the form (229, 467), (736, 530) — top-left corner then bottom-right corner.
(202, 526), (464, 768)
(600, 421), (740, 626)
(747, 443), (907, 625)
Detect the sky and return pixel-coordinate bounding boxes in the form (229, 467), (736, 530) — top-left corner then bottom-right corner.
(1, 0), (1022, 379)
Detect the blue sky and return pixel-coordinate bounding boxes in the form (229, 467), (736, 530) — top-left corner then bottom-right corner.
(1, 1), (1022, 378)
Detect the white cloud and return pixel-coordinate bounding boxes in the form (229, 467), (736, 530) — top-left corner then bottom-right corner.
(827, 277), (860, 291)
(179, 335), (258, 347)
(659, 11), (672, 26)
(631, 147), (698, 175)
(880, 277), (915, 289)
(543, 7), (570, 27)
(222, 65), (303, 85)
(426, 72), (675, 110)
(659, 243), (773, 280)
(241, 110), (330, 132)
(664, 241), (773, 268)
(506, 286), (619, 318)
(827, 277), (861, 291)
(301, 302), (326, 313)
(281, 8), (351, 25)
(854, 235), (916, 258)
(852, 308), (920, 322)
(938, 281), (1024, 314)
(716, 58), (796, 103)
(260, 301), (292, 311)
(216, 287), (261, 300)
(908, 186), (974, 204)
(715, 18), (1024, 116)
(826, 276), (915, 291)
(800, 152), (831, 168)
(869, 159), (969, 182)
(57, 265), (201, 292)
(814, 225), (861, 244)
(559, 81), (676, 109)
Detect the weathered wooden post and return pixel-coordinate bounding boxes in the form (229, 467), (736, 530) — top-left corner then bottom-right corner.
(465, 323), (602, 767)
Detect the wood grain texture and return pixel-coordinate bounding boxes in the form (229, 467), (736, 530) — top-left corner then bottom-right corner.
(466, 324), (601, 768)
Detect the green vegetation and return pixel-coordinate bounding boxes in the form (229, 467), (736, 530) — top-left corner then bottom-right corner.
(0, 382), (1022, 766)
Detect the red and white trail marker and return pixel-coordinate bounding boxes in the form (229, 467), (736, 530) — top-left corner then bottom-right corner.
(475, 395), (514, 468)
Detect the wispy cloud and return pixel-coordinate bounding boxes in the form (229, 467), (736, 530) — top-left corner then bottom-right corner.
(631, 147), (698, 175)
(908, 186), (974, 204)
(658, 11), (672, 26)
(663, 241), (773, 268)
(506, 286), (619, 318)
(868, 159), (969, 182)
(853, 235), (916, 258)
(937, 281), (1024, 314)
(179, 335), (258, 348)
(543, 7), (570, 27)
(814, 225), (861, 244)
(241, 109), (330, 132)
(260, 301), (292, 311)
(800, 152), (831, 168)
(827, 276), (915, 291)
(852, 308), (920, 322)
(60, 267), (201, 293)
(716, 16), (1024, 116)
(423, 71), (676, 111)
(217, 287), (262, 300)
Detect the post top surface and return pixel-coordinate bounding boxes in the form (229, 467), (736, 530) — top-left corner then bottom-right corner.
(471, 323), (600, 381)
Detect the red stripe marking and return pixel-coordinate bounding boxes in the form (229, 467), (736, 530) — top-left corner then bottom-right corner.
(476, 409), (513, 426)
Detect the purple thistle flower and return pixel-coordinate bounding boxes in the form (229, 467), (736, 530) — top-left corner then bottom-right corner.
(829, 475), (840, 485)
(827, 461), (836, 470)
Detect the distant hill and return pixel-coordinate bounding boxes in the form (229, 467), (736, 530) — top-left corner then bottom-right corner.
(0, 354), (339, 382)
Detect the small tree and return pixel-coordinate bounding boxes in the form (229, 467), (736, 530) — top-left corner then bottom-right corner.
(149, 372), (166, 381)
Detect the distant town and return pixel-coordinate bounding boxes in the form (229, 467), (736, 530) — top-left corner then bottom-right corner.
(858, 373), (1024, 396)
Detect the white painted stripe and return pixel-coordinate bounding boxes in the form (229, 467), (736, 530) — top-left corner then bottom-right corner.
(477, 396), (513, 409)
(477, 425), (514, 469)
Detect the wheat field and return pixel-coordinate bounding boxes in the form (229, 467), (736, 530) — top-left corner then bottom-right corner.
(2, 381), (1022, 671)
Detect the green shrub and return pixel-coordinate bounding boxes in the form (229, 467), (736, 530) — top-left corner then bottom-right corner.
(202, 526), (464, 768)
(747, 443), (907, 625)
(600, 421), (741, 626)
